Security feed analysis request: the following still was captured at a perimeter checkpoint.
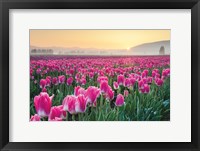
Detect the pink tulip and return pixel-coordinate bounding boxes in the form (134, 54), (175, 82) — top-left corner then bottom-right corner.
(48, 105), (66, 121)
(152, 69), (159, 73)
(106, 87), (114, 101)
(43, 70), (48, 74)
(36, 68), (41, 74)
(155, 78), (164, 86)
(89, 72), (94, 79)
(42, 88), (47, 92)
(30, 114), (40, 121)
(166, 68), (170, 76)
(85, 86), (100, 106)
(30, 69), (33, 76)
(130, 78), (136, 86)
(138, 79), (150, 93)
(50, 117), (63, 121)
(162, 68), (170, 78)
(98, 70), (104, 76)
(100, 80), (109, 93)
(152, 69), (160, 79)
(124, 90), (129, 97)
(80, 78), (86, 85)
(76, 78), (81, 84)
(113, 81), (119, 90)
(75, 73), (80, 79)
(115, 94), (124, 107)
(45, 78), (51, 87)
(62, 95), (77, 114)
(74, 86), (86, 96)
(117, 74), (125, 85)
(34, 92), (54, 117)
(152, 70), (158, 78)
(138, 80), (145, 89)
(124, 78), (131, 87)
(97, 76), (108, 83)
(46, 76), (51, 86)
(140, 84), (150, 93)
(137, 75), (142, 82)
(40, 79), (47, 88)
(46, 76), (51, 81)
(58, 75), (66, 84)
(52, 77), (58, 85)
(142, 69), (148, 78)
(147, 76), (153, 83)
(75, 94), (87, 113)
(66, 77), (73, 85)
(155, 73), (160, 79)
(142, 77), (148, 84)
(66, 69), (75, 76)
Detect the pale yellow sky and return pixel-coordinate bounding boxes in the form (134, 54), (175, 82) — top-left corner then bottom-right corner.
(30, 30), (170, 49)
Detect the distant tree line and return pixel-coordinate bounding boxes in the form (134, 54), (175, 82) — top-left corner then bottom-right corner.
(31, 49), (54, 54)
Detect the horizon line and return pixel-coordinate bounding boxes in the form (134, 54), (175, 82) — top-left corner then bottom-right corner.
(30, 39), (170, 50)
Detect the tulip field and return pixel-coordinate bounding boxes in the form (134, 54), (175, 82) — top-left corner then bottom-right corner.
(30, 55), (170, 121)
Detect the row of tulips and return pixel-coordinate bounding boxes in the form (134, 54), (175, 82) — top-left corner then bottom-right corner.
(31, 86), (125, 121)
(30, 56), (170, 121)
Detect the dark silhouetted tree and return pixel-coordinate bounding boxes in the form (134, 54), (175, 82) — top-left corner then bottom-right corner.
(159, 46), (165, 55)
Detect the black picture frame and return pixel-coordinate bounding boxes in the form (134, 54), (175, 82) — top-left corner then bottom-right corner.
(0, 0), (199, 150)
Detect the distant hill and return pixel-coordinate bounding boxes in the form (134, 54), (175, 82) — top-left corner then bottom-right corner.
(130, 40), (170, 55)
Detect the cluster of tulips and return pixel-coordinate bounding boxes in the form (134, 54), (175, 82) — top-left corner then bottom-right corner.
(30, 56), (170, 121)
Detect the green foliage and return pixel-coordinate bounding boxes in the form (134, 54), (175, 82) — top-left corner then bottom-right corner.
(30, 68), (170, 121)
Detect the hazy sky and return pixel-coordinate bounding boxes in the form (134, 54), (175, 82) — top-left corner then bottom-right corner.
(30, 30), (170, 50)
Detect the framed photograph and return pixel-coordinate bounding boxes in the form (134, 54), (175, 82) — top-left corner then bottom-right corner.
(0, 0), (199, 150)
(30, 29), (171, 122)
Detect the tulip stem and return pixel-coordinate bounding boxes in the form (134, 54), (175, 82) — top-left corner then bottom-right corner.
(116, 107), (119, 121)
(66, 112), (68, 121)
(72, 114), (75, 121)
(100, 95), (103, 108)
(66, 85), (68, 95)
(117, 89), (120, 94)
(78, 113), (82, 121)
